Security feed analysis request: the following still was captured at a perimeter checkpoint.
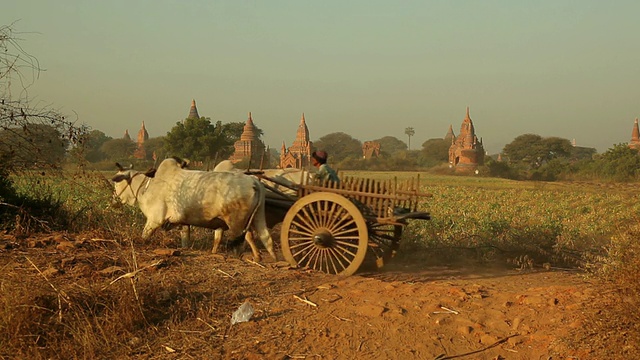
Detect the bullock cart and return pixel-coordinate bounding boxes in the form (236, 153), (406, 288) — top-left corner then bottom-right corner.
(247, 171), (432, 276)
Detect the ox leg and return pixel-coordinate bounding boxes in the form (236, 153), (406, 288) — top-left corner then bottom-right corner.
(180, 225), (191, 248)
(211, 228), (224, 254)
(142, 221), (160, 239)
(244, 231), (262, 262)
(252, 206), (276, 261)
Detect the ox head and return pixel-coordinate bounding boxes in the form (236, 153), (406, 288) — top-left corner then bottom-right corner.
(213, 160), (235, 172)
(173, 156), (190, 168)
(111, 163), (143, 207)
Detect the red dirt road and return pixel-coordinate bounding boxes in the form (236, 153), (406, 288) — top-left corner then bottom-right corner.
(1, 234), (619, 359)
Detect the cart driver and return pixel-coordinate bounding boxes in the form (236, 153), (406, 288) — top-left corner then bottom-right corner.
(311, 150), (340, 184)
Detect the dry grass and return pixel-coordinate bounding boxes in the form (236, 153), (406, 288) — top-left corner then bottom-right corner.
(565, 223), (640, 358)
(0, 233), (253, 359)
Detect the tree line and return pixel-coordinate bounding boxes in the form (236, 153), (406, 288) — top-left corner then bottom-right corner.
(65, 116), (640, 182)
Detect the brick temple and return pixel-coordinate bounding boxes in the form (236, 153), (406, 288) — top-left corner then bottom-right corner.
(279, 113), (313, 169)
(229, 112), (267, 165)
(448, 107), (484, 172)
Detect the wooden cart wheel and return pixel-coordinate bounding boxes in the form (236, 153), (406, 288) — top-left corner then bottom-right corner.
(365, 223), (403, 270)
(280, 192), (369, 276)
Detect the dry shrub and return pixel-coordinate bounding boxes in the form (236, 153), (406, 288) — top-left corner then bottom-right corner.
(0, 239), (230, 359)
(574, 223), (640, 358)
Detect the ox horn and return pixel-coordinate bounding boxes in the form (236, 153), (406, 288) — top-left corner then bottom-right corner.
(115, 162), (134, 171)
(144, 168), (157, 178)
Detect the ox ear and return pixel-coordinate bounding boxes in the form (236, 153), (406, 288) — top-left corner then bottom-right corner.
(111, 174), (129, 183)
(144, 168), (157, 178)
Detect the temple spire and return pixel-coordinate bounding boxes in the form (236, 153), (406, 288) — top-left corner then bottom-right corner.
(294, 113), (310, 144)
(240, 112), (258, 141)
(188, 99), (200, 119)
(444, 124), (455, 144)
(632, 118), (640, 142)
(137, 121), (149, 143)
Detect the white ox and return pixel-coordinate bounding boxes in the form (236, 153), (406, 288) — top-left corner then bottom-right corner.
(111, 157), (276, 261)
(213, 160), (312, 197)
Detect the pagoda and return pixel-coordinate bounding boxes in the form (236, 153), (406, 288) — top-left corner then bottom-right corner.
(229, 112), (267, 166)
(448, 107), (485, 172)
(362, 141), (381, 159)
(187, 99), (200, 119)
(133, 121), (149, 160)
(280, 113), (313, 169)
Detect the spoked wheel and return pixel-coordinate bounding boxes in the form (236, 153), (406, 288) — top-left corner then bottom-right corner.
(280, 192), (369, 276)
(365, 223), (403, 270)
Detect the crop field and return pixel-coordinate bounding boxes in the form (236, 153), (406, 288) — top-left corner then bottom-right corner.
(8, 169), (640, 267)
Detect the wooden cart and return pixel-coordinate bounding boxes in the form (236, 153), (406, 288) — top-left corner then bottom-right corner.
(250, 171), (432, 276)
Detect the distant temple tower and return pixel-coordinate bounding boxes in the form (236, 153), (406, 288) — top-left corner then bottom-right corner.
(629, 118), (640, 150)
(123, 129), (131, 141)
(448, 107), (485, 172)
(362, 141), (381, 159)
(133, 121), (149, 160)
(280, 113), (313, 169)
(188, 99), (200, 119)
(444, 124), (456, 144)
(229, 112), (267, 166)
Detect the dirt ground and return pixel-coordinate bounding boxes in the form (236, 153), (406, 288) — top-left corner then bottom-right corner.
(0, 232), (632, 360)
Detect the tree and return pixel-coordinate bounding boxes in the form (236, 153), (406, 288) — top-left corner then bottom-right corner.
(163, 118), (265, 162)
(503, 134), (573, 168)
(373, 136), (407, 156)
(421, 138), (450, 164)
(142, 136), (165, 162)
(312, 132), (362, 166)
(542, 137), (573, 160)
(570, 146), (597, 161)
(163, 117), (223, 161)
(100, 138), (136, 160)
(594, 143), (640, 182)
(404, 127), (415, 150)
(0, 124), (69, 168)
(69, 129), (112, 163)
(0, 23), (86, 174)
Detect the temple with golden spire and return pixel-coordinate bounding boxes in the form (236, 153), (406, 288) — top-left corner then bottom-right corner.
(448, 107), (484, 172)
(229, 112), (267, 166)
(280, 113), (313, 169)
(629, 118), (640, 150)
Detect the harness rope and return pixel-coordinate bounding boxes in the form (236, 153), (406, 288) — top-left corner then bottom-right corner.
(114, 172), (150, 204)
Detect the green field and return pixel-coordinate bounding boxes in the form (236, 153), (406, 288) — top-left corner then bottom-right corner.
(8, 169), (640, 270)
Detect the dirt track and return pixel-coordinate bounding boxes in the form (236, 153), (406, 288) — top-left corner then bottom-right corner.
(216, 256), (595, 360)
(2, 233), (618, 360)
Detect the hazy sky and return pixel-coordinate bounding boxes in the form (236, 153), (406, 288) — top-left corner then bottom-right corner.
(4, 1), (640, 154)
